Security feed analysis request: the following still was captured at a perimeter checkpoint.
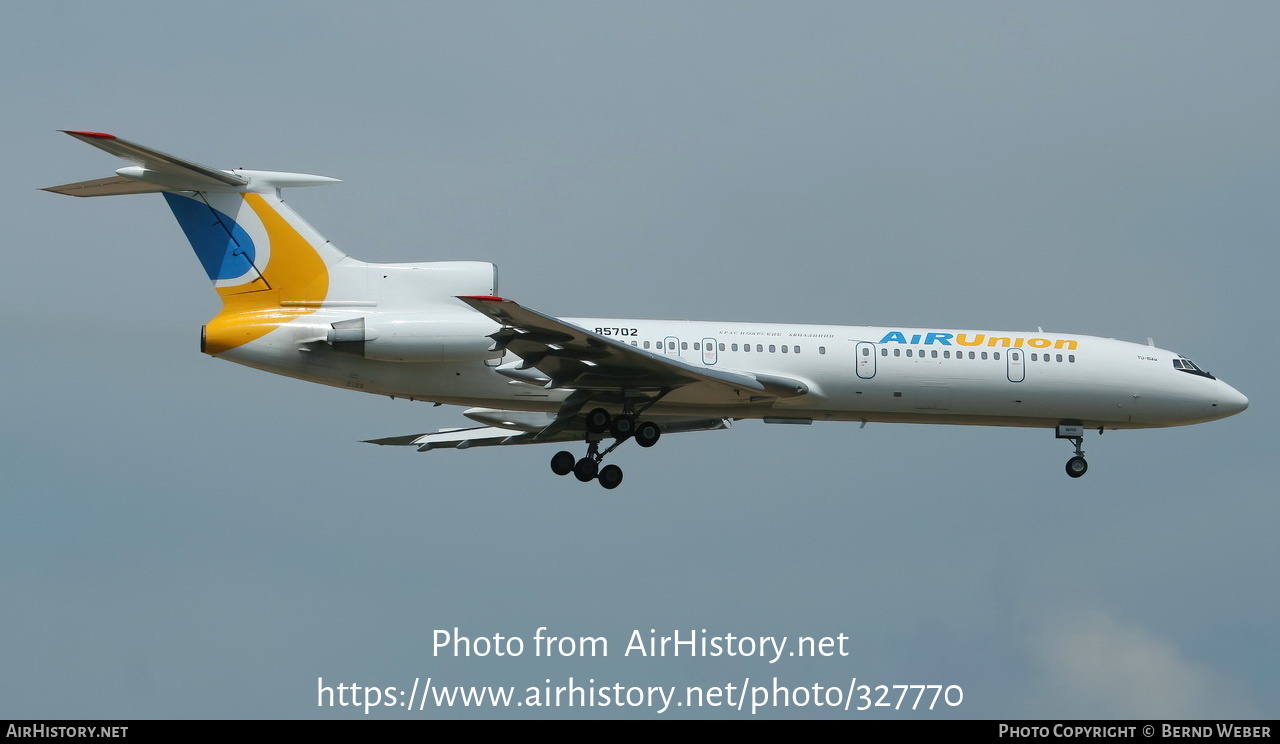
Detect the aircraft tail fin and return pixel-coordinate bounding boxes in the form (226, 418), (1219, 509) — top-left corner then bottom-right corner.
(46, 130), (356, 354)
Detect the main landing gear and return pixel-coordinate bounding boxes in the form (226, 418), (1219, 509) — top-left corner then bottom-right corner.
(550, 406), (662, 490)
(1056, 423), (1090, 478)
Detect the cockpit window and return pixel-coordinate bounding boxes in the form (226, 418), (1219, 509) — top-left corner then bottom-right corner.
(1173, 356), (1215, 379)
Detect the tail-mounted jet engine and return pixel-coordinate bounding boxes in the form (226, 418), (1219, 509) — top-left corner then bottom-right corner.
(327, 315), (501, 363)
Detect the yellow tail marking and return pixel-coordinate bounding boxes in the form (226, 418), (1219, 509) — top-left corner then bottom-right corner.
(203, 194), (331, 354)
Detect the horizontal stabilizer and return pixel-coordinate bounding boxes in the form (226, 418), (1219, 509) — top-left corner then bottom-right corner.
(59, 130), (247, 187)
(44, 130), (340, 196)
(42, 176), (169, 198)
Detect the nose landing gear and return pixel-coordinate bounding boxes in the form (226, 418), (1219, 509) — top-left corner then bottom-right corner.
(1056, 423), (1089, 478)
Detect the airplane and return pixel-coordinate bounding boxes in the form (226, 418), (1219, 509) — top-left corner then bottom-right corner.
(44, 130), (1249, 489)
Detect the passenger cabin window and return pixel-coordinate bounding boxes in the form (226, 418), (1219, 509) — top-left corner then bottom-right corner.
(819, 346), (826, 355)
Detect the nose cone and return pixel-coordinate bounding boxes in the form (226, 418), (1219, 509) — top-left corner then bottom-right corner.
(1218, 383), (1249, 417)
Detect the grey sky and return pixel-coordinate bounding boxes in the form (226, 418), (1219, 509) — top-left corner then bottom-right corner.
(2, 2), (1275, 718)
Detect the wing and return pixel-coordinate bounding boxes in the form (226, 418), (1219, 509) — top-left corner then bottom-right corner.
(363, 296), (798, 451)
(457, 296), (809, 399)
(365, 426), (539, 451)
(365, 417), (731, 451)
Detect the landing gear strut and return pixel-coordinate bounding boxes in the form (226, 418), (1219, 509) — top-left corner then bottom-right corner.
(549, 401), (663, 489)
(1056, 423), (1089, 478)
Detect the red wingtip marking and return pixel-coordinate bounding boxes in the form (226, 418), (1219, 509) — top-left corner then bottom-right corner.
(63, 130), (117, 139)
(462, 295), (506, 302)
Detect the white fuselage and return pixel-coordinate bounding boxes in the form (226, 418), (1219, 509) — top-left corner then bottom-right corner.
(218, 313), (1248, 432)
